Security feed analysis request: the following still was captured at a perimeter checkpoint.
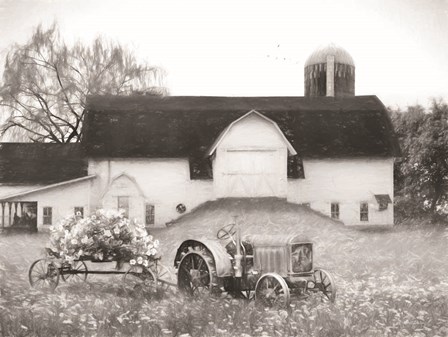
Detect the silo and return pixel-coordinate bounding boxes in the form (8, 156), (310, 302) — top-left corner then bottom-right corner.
(304, 43), (355, 97)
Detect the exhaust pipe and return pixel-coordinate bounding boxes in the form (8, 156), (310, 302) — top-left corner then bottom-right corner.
(233, 216), (243, 278)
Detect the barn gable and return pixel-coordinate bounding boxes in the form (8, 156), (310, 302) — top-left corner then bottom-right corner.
(208, 110), (297, 156)
(101, 173), (146, 219)
(210, 111), (294, 198)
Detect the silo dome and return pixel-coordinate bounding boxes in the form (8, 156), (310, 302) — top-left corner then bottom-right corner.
(304, 43), (355, 98)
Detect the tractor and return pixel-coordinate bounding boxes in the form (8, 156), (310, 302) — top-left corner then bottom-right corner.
(173, 221), (336, 307)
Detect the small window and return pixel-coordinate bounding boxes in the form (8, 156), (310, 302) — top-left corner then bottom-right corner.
(43, 207), (52, 225)
(117, 197), (130, 218)
(145, 204), (155, 225)
(74, 207), (84, 218)
(374, 194), (392, 211)
(360, 203), (369, 222)
(379, 202), (388, 211)
(331, 203), (339, 219)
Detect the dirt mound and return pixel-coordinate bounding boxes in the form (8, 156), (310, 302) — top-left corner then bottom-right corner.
(154, 198), (354, 267)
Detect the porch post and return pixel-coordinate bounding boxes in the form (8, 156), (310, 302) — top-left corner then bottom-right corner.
(8, 202), (12, 226)
(1, 202), (4, 229)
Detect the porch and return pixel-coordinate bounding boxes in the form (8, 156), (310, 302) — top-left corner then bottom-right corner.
(0, 201), (38, 233)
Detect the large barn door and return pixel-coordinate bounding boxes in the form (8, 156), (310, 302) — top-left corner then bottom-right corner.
(223, 150), (281, 197)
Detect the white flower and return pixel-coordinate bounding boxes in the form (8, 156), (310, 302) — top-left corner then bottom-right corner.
(81, 236), (89, 244)
(49, 225), (54, 231)
(104, 230), (112, 237)
(143, 260), (149, 267)
(113, 227), (120, 235)
(150, 248), (157, 256)
(91, 215), (97, 220)
(129, 259), (136, 265)
(65, 256), (75, 264)
(153, 240), (159, 248)
(148, 235), (153, 241)
(71, 239), (78, 245)
(137, 256), (143, 265)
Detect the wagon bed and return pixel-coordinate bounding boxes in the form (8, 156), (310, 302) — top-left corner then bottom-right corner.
(28, 249), (175, 291)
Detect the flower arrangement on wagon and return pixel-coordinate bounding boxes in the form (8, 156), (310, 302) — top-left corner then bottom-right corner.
(48, 209), (159, 267)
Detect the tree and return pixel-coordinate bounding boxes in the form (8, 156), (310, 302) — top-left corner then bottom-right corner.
(0, 23), (166, 143)
(391, 99), (448, 221)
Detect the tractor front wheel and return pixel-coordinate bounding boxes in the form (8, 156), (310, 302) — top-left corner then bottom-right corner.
(255, 273), (290, 308)
(308, 268), (337, 303)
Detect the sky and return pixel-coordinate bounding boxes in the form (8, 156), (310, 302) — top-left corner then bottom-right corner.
(0, 0), (447, 108)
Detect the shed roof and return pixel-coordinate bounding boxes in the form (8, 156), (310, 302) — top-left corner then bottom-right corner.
(0, 143), (88, 184)
(83, 95), (401, 160)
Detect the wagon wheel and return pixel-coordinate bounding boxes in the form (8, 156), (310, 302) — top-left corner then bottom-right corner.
(28, 259), (60, 291)
(123, 265), (156, 295)
(177, 251), (219, 296)
(60, 261), (88, 283)
(216, 223), (236, 241)
(255, 273), (290, 308)
(151, 262), (174, 291)
(310, 269), (336, 303)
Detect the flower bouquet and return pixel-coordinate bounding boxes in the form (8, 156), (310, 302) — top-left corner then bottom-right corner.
(49, 209), (159, 267)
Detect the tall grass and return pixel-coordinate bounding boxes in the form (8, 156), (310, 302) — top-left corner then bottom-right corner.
(1, 199), (448, 336)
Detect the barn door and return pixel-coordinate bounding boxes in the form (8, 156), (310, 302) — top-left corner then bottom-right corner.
(223, 150), (281, 197)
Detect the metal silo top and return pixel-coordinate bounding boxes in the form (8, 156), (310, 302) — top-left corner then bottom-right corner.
(305, 43), (355, 67)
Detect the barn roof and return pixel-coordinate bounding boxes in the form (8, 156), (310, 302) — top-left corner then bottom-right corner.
(0, 143), (88, 184)
(83, 95), (401, 160)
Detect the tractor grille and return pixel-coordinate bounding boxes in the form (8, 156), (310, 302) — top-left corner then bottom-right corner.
(291, 243), (313, 273)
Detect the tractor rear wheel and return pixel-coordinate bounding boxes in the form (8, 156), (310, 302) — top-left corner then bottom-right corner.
(177, 249), (219, 296)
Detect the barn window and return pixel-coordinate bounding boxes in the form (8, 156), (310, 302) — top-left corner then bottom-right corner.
(117, 197), (129, 218)
(74, 207), (84, 218)
(360, 203), (369, 222)
(331, 203), (339, 219)
(374, 194), (392, 211)
(43, 207), (52, 225)
(287, 156), (305, 179)
(145, 204), (155, 225)
(189, 157), (213, 180)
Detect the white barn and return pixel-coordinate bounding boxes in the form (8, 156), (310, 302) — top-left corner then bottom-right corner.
(0, 44), (400, 231)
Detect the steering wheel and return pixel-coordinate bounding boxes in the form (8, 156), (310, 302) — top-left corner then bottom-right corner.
(217, 223), (236, 241)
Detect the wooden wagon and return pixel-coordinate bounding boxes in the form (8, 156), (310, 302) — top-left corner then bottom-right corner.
(28, 248), (175, 291)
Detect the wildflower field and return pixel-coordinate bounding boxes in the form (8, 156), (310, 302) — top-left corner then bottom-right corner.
(1, 200), (448, 337)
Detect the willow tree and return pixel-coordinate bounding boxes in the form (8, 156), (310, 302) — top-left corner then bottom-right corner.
(0, 23), (166, 143)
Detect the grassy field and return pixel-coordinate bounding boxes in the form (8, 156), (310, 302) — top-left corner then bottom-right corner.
(1, 199), (448, 337)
